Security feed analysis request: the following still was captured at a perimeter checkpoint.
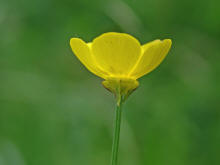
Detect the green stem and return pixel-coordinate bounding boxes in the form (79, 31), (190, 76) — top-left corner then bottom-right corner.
(111, 100), (123, 165)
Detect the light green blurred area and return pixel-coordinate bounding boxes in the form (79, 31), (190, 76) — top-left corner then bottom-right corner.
(0, 0), (220, 165)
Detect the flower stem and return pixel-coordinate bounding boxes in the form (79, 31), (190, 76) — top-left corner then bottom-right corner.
(111, 100), (123, 165)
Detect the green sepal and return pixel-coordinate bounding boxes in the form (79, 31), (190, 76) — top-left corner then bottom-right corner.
(102, 77), (139, 105)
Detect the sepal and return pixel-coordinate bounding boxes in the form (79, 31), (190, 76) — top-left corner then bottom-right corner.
(102, 77), (139, 105)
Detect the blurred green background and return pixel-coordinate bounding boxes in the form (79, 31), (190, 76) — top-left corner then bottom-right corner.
(0, 0), (220, 165)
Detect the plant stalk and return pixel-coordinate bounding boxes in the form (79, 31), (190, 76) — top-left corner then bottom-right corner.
(111, 100), (123, 165)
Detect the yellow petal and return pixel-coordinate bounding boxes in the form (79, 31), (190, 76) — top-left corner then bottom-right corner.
(70, 38), (108, 79)
(91, 32), (141, 76)
(129, 39), (172, 79)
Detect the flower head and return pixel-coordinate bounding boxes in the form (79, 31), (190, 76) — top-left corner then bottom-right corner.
(70, 32), (172, 103)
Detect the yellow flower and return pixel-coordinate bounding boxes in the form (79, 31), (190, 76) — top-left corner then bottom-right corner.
(70, 32), (172, 103)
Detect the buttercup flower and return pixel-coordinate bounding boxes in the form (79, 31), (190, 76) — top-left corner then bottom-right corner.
(70, 32), (172, 165)
(70, 32), (172, 104)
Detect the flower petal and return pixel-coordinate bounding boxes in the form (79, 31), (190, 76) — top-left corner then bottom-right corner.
(91, 32), (141, 76)
(129, 39), (172, 79)
(70, 38), (108, 79)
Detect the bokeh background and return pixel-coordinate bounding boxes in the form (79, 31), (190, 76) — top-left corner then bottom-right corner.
(0, 0), (220, 165)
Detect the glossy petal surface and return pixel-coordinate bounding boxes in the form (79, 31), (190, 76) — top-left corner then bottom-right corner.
(91, 32), (141, 76)
(70, 38), (108, 79)
(129, 39), (172, 79)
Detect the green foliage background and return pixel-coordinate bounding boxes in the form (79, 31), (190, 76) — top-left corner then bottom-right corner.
(0, 0), (220, 165)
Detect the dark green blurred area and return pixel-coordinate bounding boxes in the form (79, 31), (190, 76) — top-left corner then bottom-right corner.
(0, 0), (220, 165)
